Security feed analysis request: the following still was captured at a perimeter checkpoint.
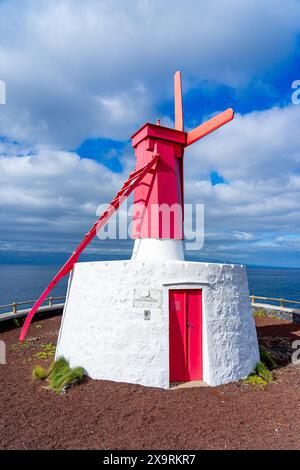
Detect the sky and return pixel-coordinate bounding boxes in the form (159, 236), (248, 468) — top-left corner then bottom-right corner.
(0, 0), (300, 267)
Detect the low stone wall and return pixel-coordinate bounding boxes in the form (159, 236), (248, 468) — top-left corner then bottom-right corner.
(252, 305), (300, 323)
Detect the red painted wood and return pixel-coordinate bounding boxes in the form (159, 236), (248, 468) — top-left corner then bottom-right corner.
(131, 75), (234, 241)
(174, 71), (184, 131)
(131, 123), (186, 148)
(169, 289), (202, 382)
(132, 125), (185, 240)
(186, 290), (203, 381)
(185, 108), (234, 146)
(169, 290), (187, 382)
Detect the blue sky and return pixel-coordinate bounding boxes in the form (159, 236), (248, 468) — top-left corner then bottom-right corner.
(0, 0), (300, 267)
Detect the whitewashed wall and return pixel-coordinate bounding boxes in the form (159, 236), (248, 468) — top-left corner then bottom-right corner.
(56, 260), (259, 388)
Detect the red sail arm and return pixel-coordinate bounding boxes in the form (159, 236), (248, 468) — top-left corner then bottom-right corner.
(185, 108), (234, 146)
(174, 71), (184, 131)
(19, 154), (159, 341)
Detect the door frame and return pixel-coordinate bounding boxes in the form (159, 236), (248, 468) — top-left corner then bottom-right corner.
(163, 282), (209, 385)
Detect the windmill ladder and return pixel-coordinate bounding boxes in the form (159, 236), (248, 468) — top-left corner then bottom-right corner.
(19, 154), (159, 341)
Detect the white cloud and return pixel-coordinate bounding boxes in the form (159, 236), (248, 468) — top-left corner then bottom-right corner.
(0, 0), (299, 146)
(0, 0), (299, 266)
(182, 104), (300, 264)
(0, 103), (300, 266)
(0, 142), (131, 253)
(233, 231), (254, 241)
(185, 105), (300, 181)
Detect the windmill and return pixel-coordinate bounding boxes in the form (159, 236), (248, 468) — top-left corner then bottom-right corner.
(20, 72), (259, 389)
(20, 72), (233, 341)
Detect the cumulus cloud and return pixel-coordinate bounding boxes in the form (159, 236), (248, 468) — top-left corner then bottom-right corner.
(0, 0), (299, 146)
(182, 104), (300, 264)
(186, 105), (300, 180)
(0, 141), (133, 254)
(0, 0), (300, 266)
(0, 103), (299, 266)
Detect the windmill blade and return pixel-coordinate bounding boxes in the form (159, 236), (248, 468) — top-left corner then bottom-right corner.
(174, 71), (184, 131)
(19, 154), (159, 342)
(185, 108), (234, 146)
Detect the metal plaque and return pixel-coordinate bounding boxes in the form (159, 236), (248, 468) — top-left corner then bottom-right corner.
(133, 288), (162, 308)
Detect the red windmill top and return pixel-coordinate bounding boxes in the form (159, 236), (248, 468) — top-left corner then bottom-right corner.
(19, 71), (234, 341)
(131, 71), (233, 240)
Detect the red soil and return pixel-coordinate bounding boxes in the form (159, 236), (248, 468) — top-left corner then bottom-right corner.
(0, 315), (300, 450)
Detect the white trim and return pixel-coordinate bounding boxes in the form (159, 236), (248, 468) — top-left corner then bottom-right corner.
(131, 238), (184, 261)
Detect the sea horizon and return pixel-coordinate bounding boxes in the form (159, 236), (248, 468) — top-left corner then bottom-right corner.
(0, 262), (299, 309)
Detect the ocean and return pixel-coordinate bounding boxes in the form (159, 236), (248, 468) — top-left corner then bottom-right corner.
(0, 265), (68, 309)
(0, 264), (299, 310)
(247, 266), (300, 307)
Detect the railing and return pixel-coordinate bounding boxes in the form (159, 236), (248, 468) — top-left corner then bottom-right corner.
(0, 296), (65, 316)
(250, 295), (300, 310)
(1, 294), (300, 321)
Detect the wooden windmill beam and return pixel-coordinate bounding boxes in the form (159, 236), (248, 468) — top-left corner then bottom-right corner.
(19, 154), (159, 341)
(174, 71), (184, 131)
(185, 108), (234, 146)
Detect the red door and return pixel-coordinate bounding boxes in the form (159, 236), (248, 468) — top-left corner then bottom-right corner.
(169, 289), (203, 382)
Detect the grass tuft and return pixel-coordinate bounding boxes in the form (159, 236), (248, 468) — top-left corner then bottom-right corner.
(255, 361), (273, 382)
(253, 309), (267, 318)
(244, 360), (274, 387)
(32, 356), (85, 395)
(35, 342), (56, 360)
(32, 365), (49, 380)
(48, 357), (85, 394)
(244, 375), (267, 387)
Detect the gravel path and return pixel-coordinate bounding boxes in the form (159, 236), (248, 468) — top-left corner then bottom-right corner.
(0, 315), (300, 450)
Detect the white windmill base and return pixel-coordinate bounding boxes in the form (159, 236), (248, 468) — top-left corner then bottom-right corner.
(55, 258), (259, 388)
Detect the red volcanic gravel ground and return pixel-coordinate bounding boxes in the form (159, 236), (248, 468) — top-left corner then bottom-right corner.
(0, 315), (300, 450)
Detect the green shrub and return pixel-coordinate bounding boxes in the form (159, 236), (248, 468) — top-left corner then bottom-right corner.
(35, 342), (56, 360)
(35, 351), (48, 360)
(32, 357), (85, 395)
(244, 375), (267, 386)
(259, 345), (277, 370)
(244, 360), (273, 387)
(48, 357), (85, 394)
(253, 309), (267, 318)
(255, 361), (273, 382)
(41, 343), (56, 353)
(10, 340), (31, 352)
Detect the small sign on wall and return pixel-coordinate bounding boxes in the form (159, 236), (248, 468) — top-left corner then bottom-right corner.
(133, 289), (162, 308)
